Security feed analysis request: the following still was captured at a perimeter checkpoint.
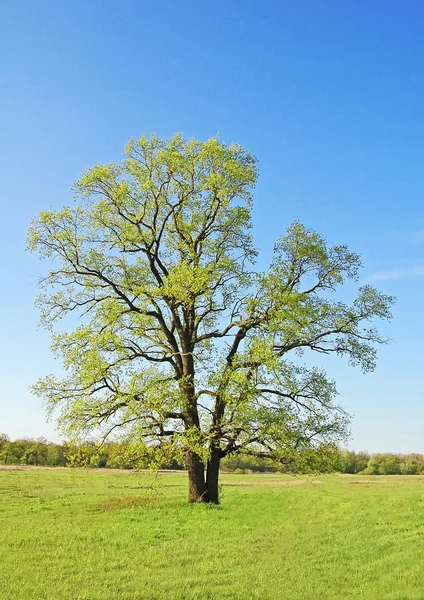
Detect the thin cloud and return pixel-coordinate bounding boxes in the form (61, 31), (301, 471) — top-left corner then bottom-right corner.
(369, 265), (424, 282)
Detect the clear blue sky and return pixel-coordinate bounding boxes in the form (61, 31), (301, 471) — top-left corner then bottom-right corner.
(1, 0), (424, 452)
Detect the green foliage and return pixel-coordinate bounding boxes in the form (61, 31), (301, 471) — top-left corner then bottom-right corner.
(338, 449), (370, 474)
(221, 454), (275, 473)
(336, 450), (424, 475)
(4, 438), (424, 478)
(0, 437), (67, 467)
(27, 134), (394, 499)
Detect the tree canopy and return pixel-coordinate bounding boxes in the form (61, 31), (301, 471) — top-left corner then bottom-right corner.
(28, 134), (393, 502)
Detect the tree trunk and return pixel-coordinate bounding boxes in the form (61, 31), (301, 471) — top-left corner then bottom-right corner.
(186, 449), (207, 502)
(206, 448), (221, 504)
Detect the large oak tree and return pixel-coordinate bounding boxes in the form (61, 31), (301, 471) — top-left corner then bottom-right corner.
(28, 134), (393, 502)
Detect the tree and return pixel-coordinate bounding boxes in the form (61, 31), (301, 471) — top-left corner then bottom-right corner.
(339, 449), (357, 474)
(28, 134), (393, 503)
(0, 439), (25, 465)
(23, 437), (49, 466)
(338, 449), (371, 474)
(45, 442), (67, 466)
(0, 433), (10, 452)
(0, 435), (17, 465)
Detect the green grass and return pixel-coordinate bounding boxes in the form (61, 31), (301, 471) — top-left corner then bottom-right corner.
(2, 468), (424, 599)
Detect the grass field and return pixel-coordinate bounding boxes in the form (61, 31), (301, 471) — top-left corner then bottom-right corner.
(2, 468), (424, 599)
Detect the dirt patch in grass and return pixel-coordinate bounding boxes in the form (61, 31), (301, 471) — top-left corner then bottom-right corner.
(223, 478), (325, 487)
(347, 480), (389, 485)
(345, 476), (424, 485)
(94, 495), (165, 511)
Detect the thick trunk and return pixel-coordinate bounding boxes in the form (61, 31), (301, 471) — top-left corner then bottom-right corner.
(179, 343), (208, 503)
(186, 449), (207, 502)
(206, 448), (221, 504)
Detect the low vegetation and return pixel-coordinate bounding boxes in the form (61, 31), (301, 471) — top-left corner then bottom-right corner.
(1, 468), (424, 599)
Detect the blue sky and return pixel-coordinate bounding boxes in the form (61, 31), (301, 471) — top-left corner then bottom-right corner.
(1, 0), (424, 452)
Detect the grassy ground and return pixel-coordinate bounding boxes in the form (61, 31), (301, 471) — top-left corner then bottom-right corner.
(1, 468), (424, 599)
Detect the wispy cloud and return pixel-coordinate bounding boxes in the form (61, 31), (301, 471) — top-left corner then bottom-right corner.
(369, 265), (424, 282)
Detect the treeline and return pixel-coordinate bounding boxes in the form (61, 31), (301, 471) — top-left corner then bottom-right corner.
(1, 434), (424, 475)
(0, 434), (68, 467)
(337, 450), (424, 475)
(0, 434), (277, 471)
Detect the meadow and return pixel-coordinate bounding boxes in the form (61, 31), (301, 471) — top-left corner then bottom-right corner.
(1, 468), (424, 600)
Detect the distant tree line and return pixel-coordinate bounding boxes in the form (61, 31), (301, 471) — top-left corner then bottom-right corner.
(0, 434), (68, 467)
(0, 433), (278, 471)
(1, 434), (423, 475)
(336, 450), (424, 475)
